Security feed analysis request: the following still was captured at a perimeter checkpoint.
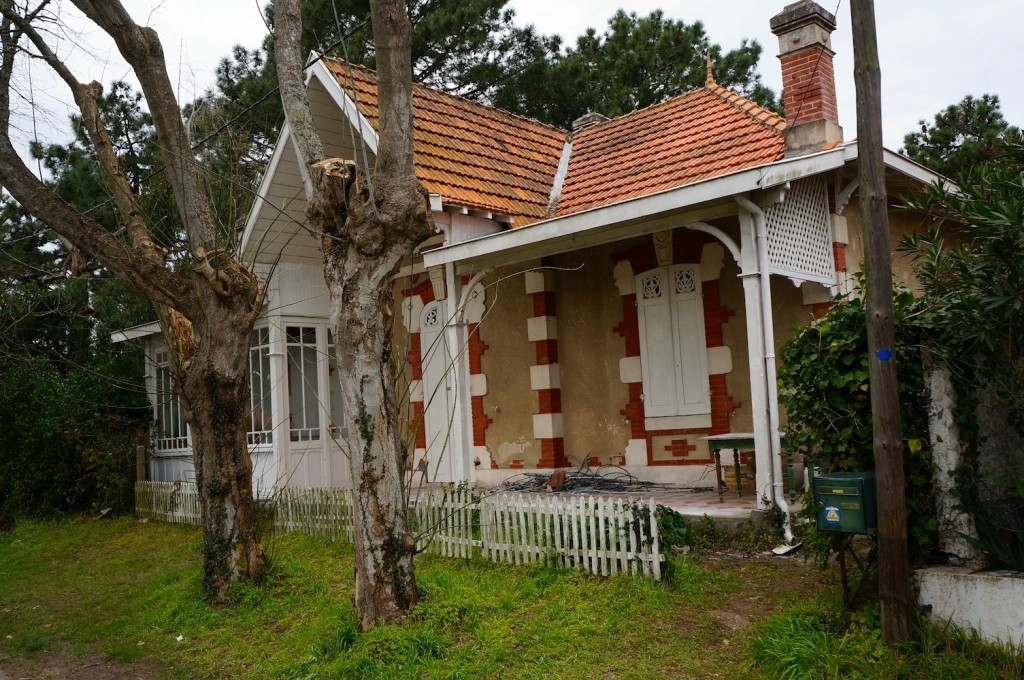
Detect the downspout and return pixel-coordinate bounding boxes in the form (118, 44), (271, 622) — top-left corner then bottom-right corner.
(735, 194), (795, 545)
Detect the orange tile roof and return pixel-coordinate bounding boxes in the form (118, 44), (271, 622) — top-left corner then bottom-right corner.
(321, 59), (785, 229)
(554, 82), (785, 216)
(322, 58), (566, 228)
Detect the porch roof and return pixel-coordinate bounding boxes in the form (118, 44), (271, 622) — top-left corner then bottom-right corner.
(422, 144), (946, 273)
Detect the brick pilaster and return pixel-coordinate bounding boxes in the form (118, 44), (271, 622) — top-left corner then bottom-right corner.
(525, 270), (567, 468)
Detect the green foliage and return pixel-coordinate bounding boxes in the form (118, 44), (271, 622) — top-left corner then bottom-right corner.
(656, 506), (781, 555)
(902, 94), (1021, 179)
(903, 140), (1024, 570)
(491, 9), (779, 128)
(0, 79), (157, 517)
(751, 597), (1024, 679)
(0, 352), (149, 516)
(777, 285), (938, 564)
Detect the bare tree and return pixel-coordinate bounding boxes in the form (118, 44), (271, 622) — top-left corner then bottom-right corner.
(0, 0), (266, 600)
(275, 0), (433, 629)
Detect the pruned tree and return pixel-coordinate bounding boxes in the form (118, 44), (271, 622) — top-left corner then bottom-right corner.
(275, 0), (431, 629)
(0, 1), (265, 600)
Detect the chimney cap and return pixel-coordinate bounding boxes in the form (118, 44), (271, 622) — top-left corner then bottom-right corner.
(770, 0), (836, 35)
(572, 112), (609, 132)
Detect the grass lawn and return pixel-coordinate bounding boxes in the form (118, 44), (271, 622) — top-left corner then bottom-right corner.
(1, 516), (1020, 679)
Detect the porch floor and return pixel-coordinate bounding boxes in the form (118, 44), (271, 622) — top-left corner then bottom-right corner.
(476, 485), (758, 520)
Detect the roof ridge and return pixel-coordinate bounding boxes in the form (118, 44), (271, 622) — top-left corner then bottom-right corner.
(569, 87), (713, 135)
(703, 80), (786, 134)
(321, 56), (569, 137)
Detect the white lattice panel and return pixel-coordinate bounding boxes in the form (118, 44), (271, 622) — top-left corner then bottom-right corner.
(764, 175), (835, 285)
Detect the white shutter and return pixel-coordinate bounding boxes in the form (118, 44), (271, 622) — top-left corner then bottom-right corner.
(670, 265), (711, 415)
(636, 265), (711, 419)
(636, 268), (677, 417)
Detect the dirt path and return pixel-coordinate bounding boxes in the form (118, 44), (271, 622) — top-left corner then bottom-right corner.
(0, 651), (166, 680)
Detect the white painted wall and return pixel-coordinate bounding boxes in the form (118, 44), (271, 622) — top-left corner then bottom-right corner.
(916, 567), (1024, 648)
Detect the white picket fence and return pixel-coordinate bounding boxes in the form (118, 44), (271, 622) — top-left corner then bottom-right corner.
(480, 493), (662, 579)
(135, 482), (663, 580)
(275, 486), (356, 542)
(136, 481), (202, 525)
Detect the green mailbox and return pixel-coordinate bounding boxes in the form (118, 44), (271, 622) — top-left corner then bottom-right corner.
(812, 471), (877, 535)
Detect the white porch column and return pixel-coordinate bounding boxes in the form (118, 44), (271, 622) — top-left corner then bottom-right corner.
(443, 262), (472, 484)
(737, 207), (774, 510)
(267, 316), (289, 491)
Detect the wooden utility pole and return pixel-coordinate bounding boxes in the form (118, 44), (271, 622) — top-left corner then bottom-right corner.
(850, 0), (912, 643)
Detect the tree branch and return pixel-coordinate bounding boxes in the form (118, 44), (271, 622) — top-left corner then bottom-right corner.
(370, 0), (416, 181)
(0, 5), (192, 313)
(274, 0), (324, 169)
(1, 5), (164, 264)
(70, 0), (218, 253)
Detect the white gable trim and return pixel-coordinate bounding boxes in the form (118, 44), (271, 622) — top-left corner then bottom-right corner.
(239, 58), (383, 261)
(111, 320), (161, 343)
(308, 59), (379, 157)
(239, 120), (293, 261)
(424, 144), (950, 272)
(880, 147), (953, 188)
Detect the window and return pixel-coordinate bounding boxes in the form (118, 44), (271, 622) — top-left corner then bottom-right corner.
(635, 265), (711, 418)
(287, 325), (321, 441)
(153, 349), (189, 451)
(327, 331), (347, 439)
(248, 327), (273, 446)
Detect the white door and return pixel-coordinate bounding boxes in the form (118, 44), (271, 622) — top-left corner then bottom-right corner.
(420, 301), (455, 483)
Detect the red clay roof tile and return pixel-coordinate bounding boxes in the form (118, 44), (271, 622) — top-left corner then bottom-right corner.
(321, 58), (786, 228)
(323, 59), (565, 227)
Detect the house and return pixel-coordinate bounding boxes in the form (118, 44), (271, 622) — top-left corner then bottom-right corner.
(122, 1), (942, 512)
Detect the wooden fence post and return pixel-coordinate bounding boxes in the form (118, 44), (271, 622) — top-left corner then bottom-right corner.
(135, 446), (146, 483)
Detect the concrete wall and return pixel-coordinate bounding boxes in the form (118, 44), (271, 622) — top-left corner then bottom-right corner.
(916, 567), (1024, 648)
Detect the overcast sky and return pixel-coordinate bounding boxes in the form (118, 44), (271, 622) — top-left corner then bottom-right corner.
(9, 0), (1024, 164)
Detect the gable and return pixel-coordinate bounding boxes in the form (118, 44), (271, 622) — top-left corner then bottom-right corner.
(321, 58), (566, 227)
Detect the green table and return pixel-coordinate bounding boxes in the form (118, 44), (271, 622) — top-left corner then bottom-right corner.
(701, 433), (755, 502)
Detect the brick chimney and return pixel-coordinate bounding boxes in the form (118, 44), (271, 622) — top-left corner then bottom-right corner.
(770, 1), (843, 155)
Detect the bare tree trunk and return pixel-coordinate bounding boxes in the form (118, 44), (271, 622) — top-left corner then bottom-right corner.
(169, 296), (267, 600)
(275, 0), (433, 628)
(0, 1), (265, 601)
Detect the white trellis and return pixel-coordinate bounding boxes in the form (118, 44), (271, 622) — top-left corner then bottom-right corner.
(764, 174), (835, 285)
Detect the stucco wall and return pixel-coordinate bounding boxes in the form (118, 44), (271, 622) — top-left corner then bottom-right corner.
(478, 265), (539, 467)
(551, 245), (631, 465)
(842, 201), (922, 290)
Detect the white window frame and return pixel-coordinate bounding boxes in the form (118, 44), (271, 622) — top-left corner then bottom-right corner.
(248, 326), (274, 447)
(151, 347), (190, 454)
(327, 330), (348, 440)
(635, 264), (712, 428)
(286, 324), (322, 442)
